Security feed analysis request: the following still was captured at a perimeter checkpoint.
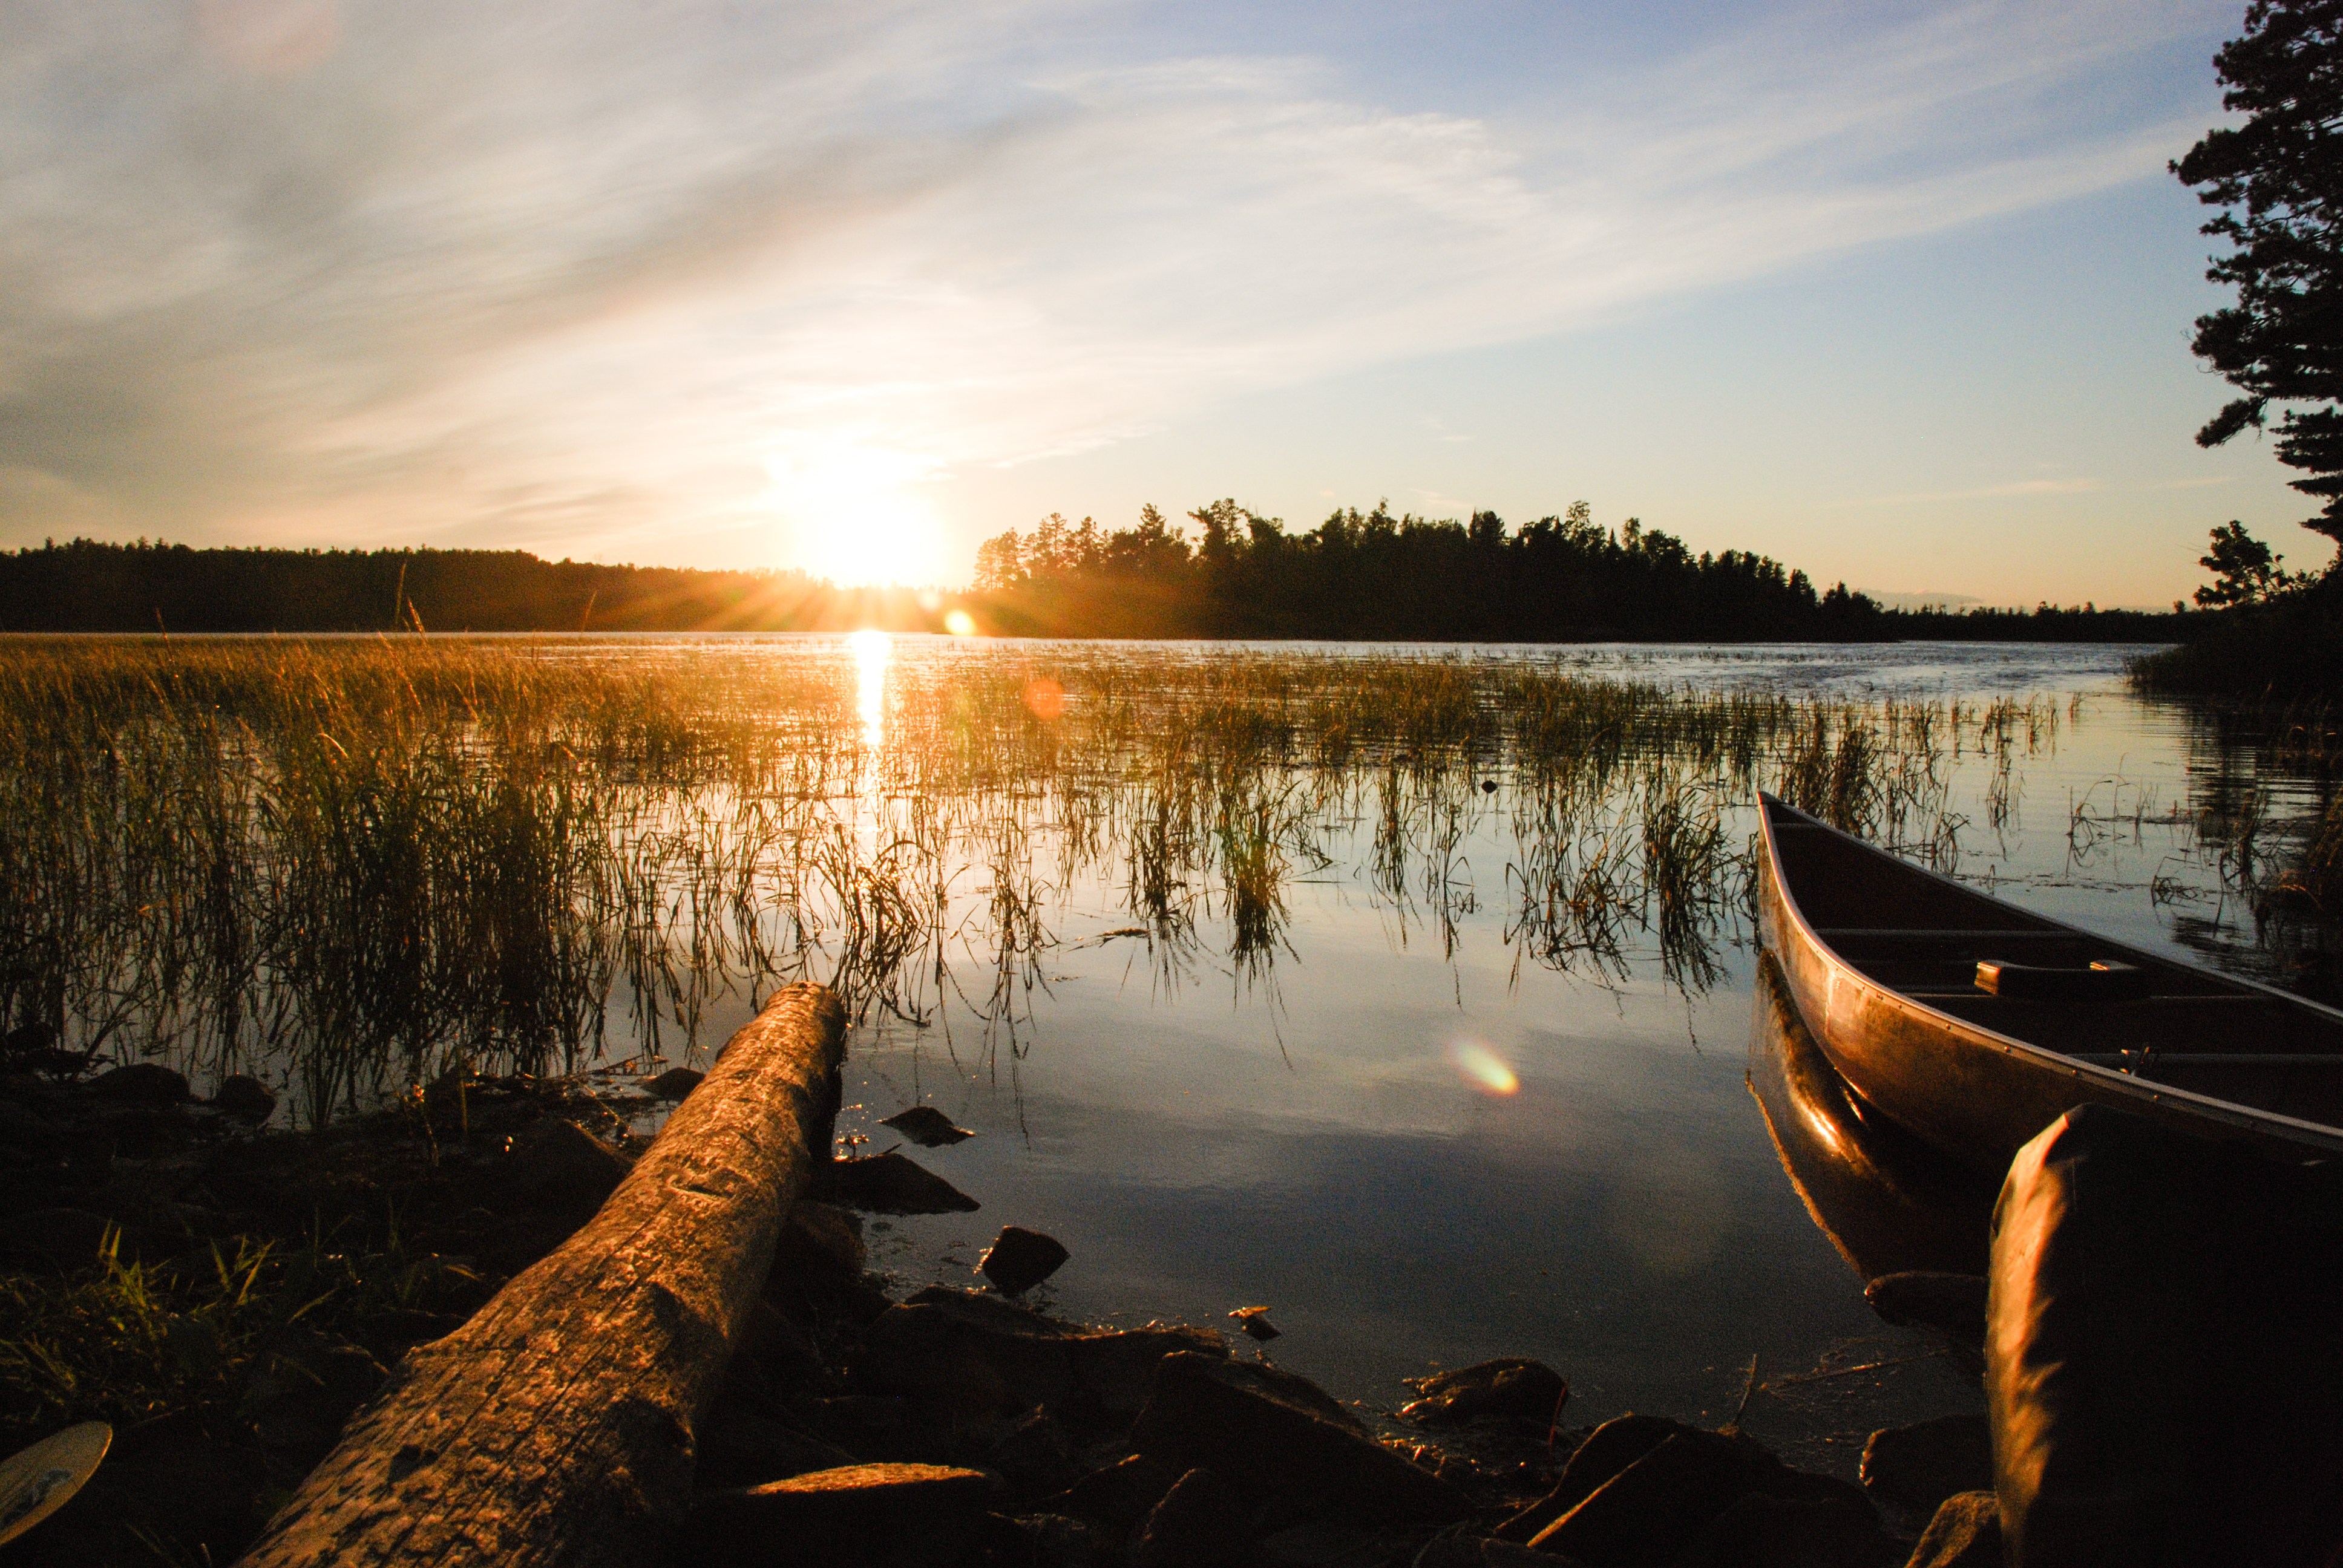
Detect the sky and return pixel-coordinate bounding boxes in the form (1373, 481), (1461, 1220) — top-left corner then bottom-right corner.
(0, 0), (2323, 607)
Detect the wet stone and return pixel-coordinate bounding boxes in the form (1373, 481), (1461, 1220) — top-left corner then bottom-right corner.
(981, 1225), (1070, 1296)
(90, 1062), (189, 1103)
(1906, 1491), (2004, 1567)
(817, 1151), (981, 1214)
(1400, 1358), (1567, 1428)
(880, 1105), (976, 1146)
(642, 1067), (703, 1100)
(1863, 1272), (1988, 1345)
(1859, 1414), (1993, 1517)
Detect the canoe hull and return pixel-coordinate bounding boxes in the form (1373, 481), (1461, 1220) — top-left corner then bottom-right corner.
(1756, 795), (2343, 1177)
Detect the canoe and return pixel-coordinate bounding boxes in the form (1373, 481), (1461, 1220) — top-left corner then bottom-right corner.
(1756, 791), (2343, 1176)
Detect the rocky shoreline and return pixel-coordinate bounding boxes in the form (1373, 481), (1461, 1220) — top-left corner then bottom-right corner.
(1, 1059), (1997, 1567)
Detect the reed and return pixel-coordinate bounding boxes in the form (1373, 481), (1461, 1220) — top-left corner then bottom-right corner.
(0, 638), (2081, 1114)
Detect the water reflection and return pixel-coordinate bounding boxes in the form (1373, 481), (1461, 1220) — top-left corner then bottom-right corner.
(1747, 951), (1996, 1280)
(848, 627), (890, 750)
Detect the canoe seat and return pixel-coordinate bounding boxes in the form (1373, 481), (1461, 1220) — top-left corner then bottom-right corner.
(1974, 959), (2151, 1002)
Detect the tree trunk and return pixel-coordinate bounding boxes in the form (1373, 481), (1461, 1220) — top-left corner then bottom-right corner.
(235, 982), (847, 1568)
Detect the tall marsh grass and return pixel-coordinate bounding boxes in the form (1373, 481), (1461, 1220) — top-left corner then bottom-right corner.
(0, 638), (2059, 1119)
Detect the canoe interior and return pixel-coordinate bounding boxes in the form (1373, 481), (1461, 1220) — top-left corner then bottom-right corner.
(1763, 803), (2343, 1129)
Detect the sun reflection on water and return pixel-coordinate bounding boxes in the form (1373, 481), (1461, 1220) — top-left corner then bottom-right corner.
(848, 628), (889, 750)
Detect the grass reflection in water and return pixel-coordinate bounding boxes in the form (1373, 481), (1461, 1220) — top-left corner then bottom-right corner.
(0, 639), (2065, 1124)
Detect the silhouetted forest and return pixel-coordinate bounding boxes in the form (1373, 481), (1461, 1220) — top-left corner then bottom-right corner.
(0, 510), (2183, 641)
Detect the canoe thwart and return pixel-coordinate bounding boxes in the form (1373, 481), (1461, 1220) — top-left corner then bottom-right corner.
(1974, 959), (2151, 1002)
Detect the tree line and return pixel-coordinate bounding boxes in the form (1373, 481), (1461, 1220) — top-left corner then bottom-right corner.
(0, 521), (2181, 641)
(970, 501), (2179, 642)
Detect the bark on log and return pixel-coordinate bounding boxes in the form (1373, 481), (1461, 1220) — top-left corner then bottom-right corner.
(235, 982), (848, 1568)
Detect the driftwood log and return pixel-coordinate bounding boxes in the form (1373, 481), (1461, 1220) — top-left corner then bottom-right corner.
(235, 982), (847, 1568)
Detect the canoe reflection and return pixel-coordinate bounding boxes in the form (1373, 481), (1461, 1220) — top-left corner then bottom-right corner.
(1749, 950), (1997, 1281)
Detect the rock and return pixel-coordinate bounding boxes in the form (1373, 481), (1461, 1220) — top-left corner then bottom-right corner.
(880, 1105), (976, 1146)
(1668, 1491), (1903, 1567)
(732, 1298), (830, 1401)
(982, 1406), (1083, 1506)
(211, 1074), (277, 1118)
(1215, 1359), (1367, 1430)
(1131, 1468), (1251, 1568)
(858, 1288), (1226, 1425)
(0, 1206), (114, 1261)
(1524, 1425), (1876, 1567)
(1400, 1359), (1567, 1428)
(1859, 1414), (1993, 1517)
(981, 1225), (1070, 1295)
(773, 1200), (868, 1279)
(1045, 1454), (1178, 1535)
(503, 1119), (633, 1212)
(696, 1410), (859, 1489)
(1129, 1351), (1469, 1526)
(1230, 1304), (1282, 1341)
(1906, 1491), (2003, 1567)
(1863, 1273), (1987, 1345)
(643, 1067), (704, 1100)
(990, 1512), (1101, 1568)
(684, 1463), (993, 1567)
(90, 1062), (190, 1103)
(1494, 1414), (1683, 1541)
(816, 1151), (981, 1214)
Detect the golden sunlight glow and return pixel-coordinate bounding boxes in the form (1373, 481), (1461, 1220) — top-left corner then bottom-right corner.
(848, 629), (890, 748)
(764, 442), (944, 586)
(944, 609), (977, 636)
(1446, 1040), (1520, 1097)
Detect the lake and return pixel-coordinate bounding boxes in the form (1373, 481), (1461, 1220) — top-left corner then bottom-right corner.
(3, 633), (2331, 1471)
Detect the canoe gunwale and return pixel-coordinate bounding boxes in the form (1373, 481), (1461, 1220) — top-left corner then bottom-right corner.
(1755, 791), (2343, 1170)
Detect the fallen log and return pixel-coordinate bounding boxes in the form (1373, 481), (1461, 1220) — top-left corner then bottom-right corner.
(235, 982), (848, 1568)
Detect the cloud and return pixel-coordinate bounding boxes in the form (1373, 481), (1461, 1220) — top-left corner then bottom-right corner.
(1858, 478), (2108, 505)
(0, 0), (2230, 566)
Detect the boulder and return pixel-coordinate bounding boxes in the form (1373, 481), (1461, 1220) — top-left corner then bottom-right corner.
(981, 1406), (1083, 1506)
(90, 1062), (189, 1103)
(211, 1074), (277, 1118)
(1858, 1414), (1992, 1517)
(1129, 1351), (1468, 1526)
(1411, 1530), (1571, 1567)
(1044, 1454), (1177, 1535)
(684, 1463), (994, 1567)
(988, 1512), (1099, 1568)
(1400, 1359), (1567, 1428)
(1905, 1491), (2002, 1567)
(643, 1067), (704, 1100)
(816, 1151), (981, 1214)
(981, 1225), (1070, 1296)
(1863, 1273), (1987, 1345)
(773, 1200), (867, 1279)
(1494, 1414), (1684, 1541)
(1130, 1468), (1251, 1568)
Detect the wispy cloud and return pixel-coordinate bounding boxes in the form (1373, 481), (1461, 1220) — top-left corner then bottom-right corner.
(0, 0), (2232, 564)
(1858, 479), (2107, 505)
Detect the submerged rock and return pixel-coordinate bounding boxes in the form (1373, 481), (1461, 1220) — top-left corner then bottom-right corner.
(1400, 1358), (1567, 1428)
(642, 1067), (703, 1100)
(980, 1226), (1069, 1296)
(1860, 1414), (1993, 1517)
(880, 1106), (977, 1146)
(816, 1151), (981, 1214)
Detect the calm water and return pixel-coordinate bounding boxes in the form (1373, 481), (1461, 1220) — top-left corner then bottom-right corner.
(586, 637), (2325, 1459)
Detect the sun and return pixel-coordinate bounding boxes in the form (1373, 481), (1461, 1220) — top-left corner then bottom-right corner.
(763, 442), (945, 586)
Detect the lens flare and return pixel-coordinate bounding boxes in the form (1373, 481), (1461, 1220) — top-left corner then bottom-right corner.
(1023, 677), (1065, 719)
(944, 609), (977, 636)
(1446, 1040), (1519, 1097)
